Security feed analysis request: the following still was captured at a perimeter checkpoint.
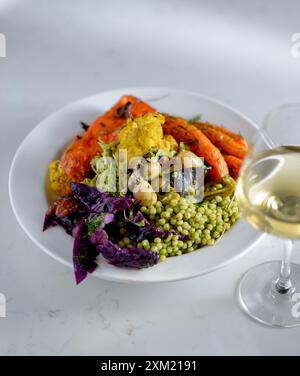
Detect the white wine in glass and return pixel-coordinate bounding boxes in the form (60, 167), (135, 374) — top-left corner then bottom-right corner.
(236, 104), (300, 327)
(238, 146), (300, 239)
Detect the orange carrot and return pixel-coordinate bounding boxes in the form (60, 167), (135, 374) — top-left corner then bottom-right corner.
(163, 116), (229, 182)
(199, 122), (248, 149)
(61, 96), (156, 181)
(195, 122), (248, 159)
(222, 154), (243, 178)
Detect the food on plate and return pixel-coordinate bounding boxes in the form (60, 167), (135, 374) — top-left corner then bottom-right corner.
(163, 115), (229, 182)
(222, 154), (243, 179)
(194, 121), (248, 159)
(47, 160), (71, 197)
(117, 113), (178, 161)
(61, 95), (155, 181)
(44, 95), (247, 284)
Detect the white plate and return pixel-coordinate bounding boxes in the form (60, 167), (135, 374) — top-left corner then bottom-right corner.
(9, 87), (265, 283)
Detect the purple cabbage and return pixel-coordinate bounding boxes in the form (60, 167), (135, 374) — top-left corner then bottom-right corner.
(98, 243), (158, 269)
(91, 228), (158, 269)
(70, 182), (133, 213)
(73, 225), (158, 284)
(72, 221), (100, 284)
(43, 197), (84, 235)
(44, 183), (160, 284)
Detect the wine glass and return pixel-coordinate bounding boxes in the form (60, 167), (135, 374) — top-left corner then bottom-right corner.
(236, 103), (300, 327)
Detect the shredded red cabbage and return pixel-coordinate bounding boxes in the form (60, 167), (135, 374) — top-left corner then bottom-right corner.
(43, 183), (160, 284)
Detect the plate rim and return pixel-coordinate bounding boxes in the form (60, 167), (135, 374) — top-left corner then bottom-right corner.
(8, 86), (265, 283)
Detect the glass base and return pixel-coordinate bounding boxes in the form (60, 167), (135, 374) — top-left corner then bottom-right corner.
(237, 261), (300, 327)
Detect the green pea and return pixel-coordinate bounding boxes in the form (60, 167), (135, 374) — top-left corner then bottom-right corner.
(158, 218), (166, 226)
(123, 237), (130, 245)
(170, 199), (178, 206)
(164, 223), (170, 231)
(160, 249), (167, 256)
(162, 211), (171, 219)
(149, 207), (156, 215)
(151, 245), (159, 253)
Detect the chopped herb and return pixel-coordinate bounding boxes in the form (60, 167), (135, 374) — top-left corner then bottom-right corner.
(188, 115), (202, 124)
(80, 121), (90, 131)
(124, 209), (145, 227)
(85, 214), (104, 235)
(137, 219), (145, 227)
(115, 102), (133, 119)
(238, 131), (244, 139)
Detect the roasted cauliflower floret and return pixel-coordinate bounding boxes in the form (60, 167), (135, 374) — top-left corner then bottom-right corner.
(117, 113), (178, 161)
(48, 160), (71, 196)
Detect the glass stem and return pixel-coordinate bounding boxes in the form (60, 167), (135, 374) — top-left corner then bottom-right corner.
(274, 240), (294, 294)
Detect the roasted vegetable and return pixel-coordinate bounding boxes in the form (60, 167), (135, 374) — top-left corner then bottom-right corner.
(195, 122), (248, 159)
(61, 96), (156, 182)
(222, 154), (243, 178)
(204, 176), (236, 199)
(163, 115), (229, 182)
(48, 160), (71, 197)
(117, 113), (177, 161)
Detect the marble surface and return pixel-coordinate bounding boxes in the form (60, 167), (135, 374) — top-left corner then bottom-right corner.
(1, 0), (300, 355)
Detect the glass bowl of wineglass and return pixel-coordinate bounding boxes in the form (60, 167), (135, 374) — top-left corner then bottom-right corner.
(236, 103), (300, 327)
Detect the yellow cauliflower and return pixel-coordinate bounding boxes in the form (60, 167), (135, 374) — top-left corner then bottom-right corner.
(117, 113), (177, 160)
(48, 160), (71, 196)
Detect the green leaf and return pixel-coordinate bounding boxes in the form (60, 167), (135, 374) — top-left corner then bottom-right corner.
(187, 115), (202, 124)
(85, 214), (105, 235)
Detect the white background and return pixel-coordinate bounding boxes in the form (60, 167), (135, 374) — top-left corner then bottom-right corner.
(1, 0), (300, 355)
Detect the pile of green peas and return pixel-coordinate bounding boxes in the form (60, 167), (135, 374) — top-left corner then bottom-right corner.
(118, 189), (240, 262)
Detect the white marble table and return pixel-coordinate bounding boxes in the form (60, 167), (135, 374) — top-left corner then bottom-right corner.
(1, 0), (300, 355)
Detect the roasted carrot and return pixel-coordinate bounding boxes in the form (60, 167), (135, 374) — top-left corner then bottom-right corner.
(163, 116), (229, 182)
(194, 122), (248, 159)
(214, 125), (247, 149)
(222, 154), (243, 178)
(61, 96), (156, 181)
(197, 122), (248, 149)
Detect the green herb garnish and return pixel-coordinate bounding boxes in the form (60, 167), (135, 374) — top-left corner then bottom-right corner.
(85, 214), (105, 235)
(187, 115), (202, 124)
